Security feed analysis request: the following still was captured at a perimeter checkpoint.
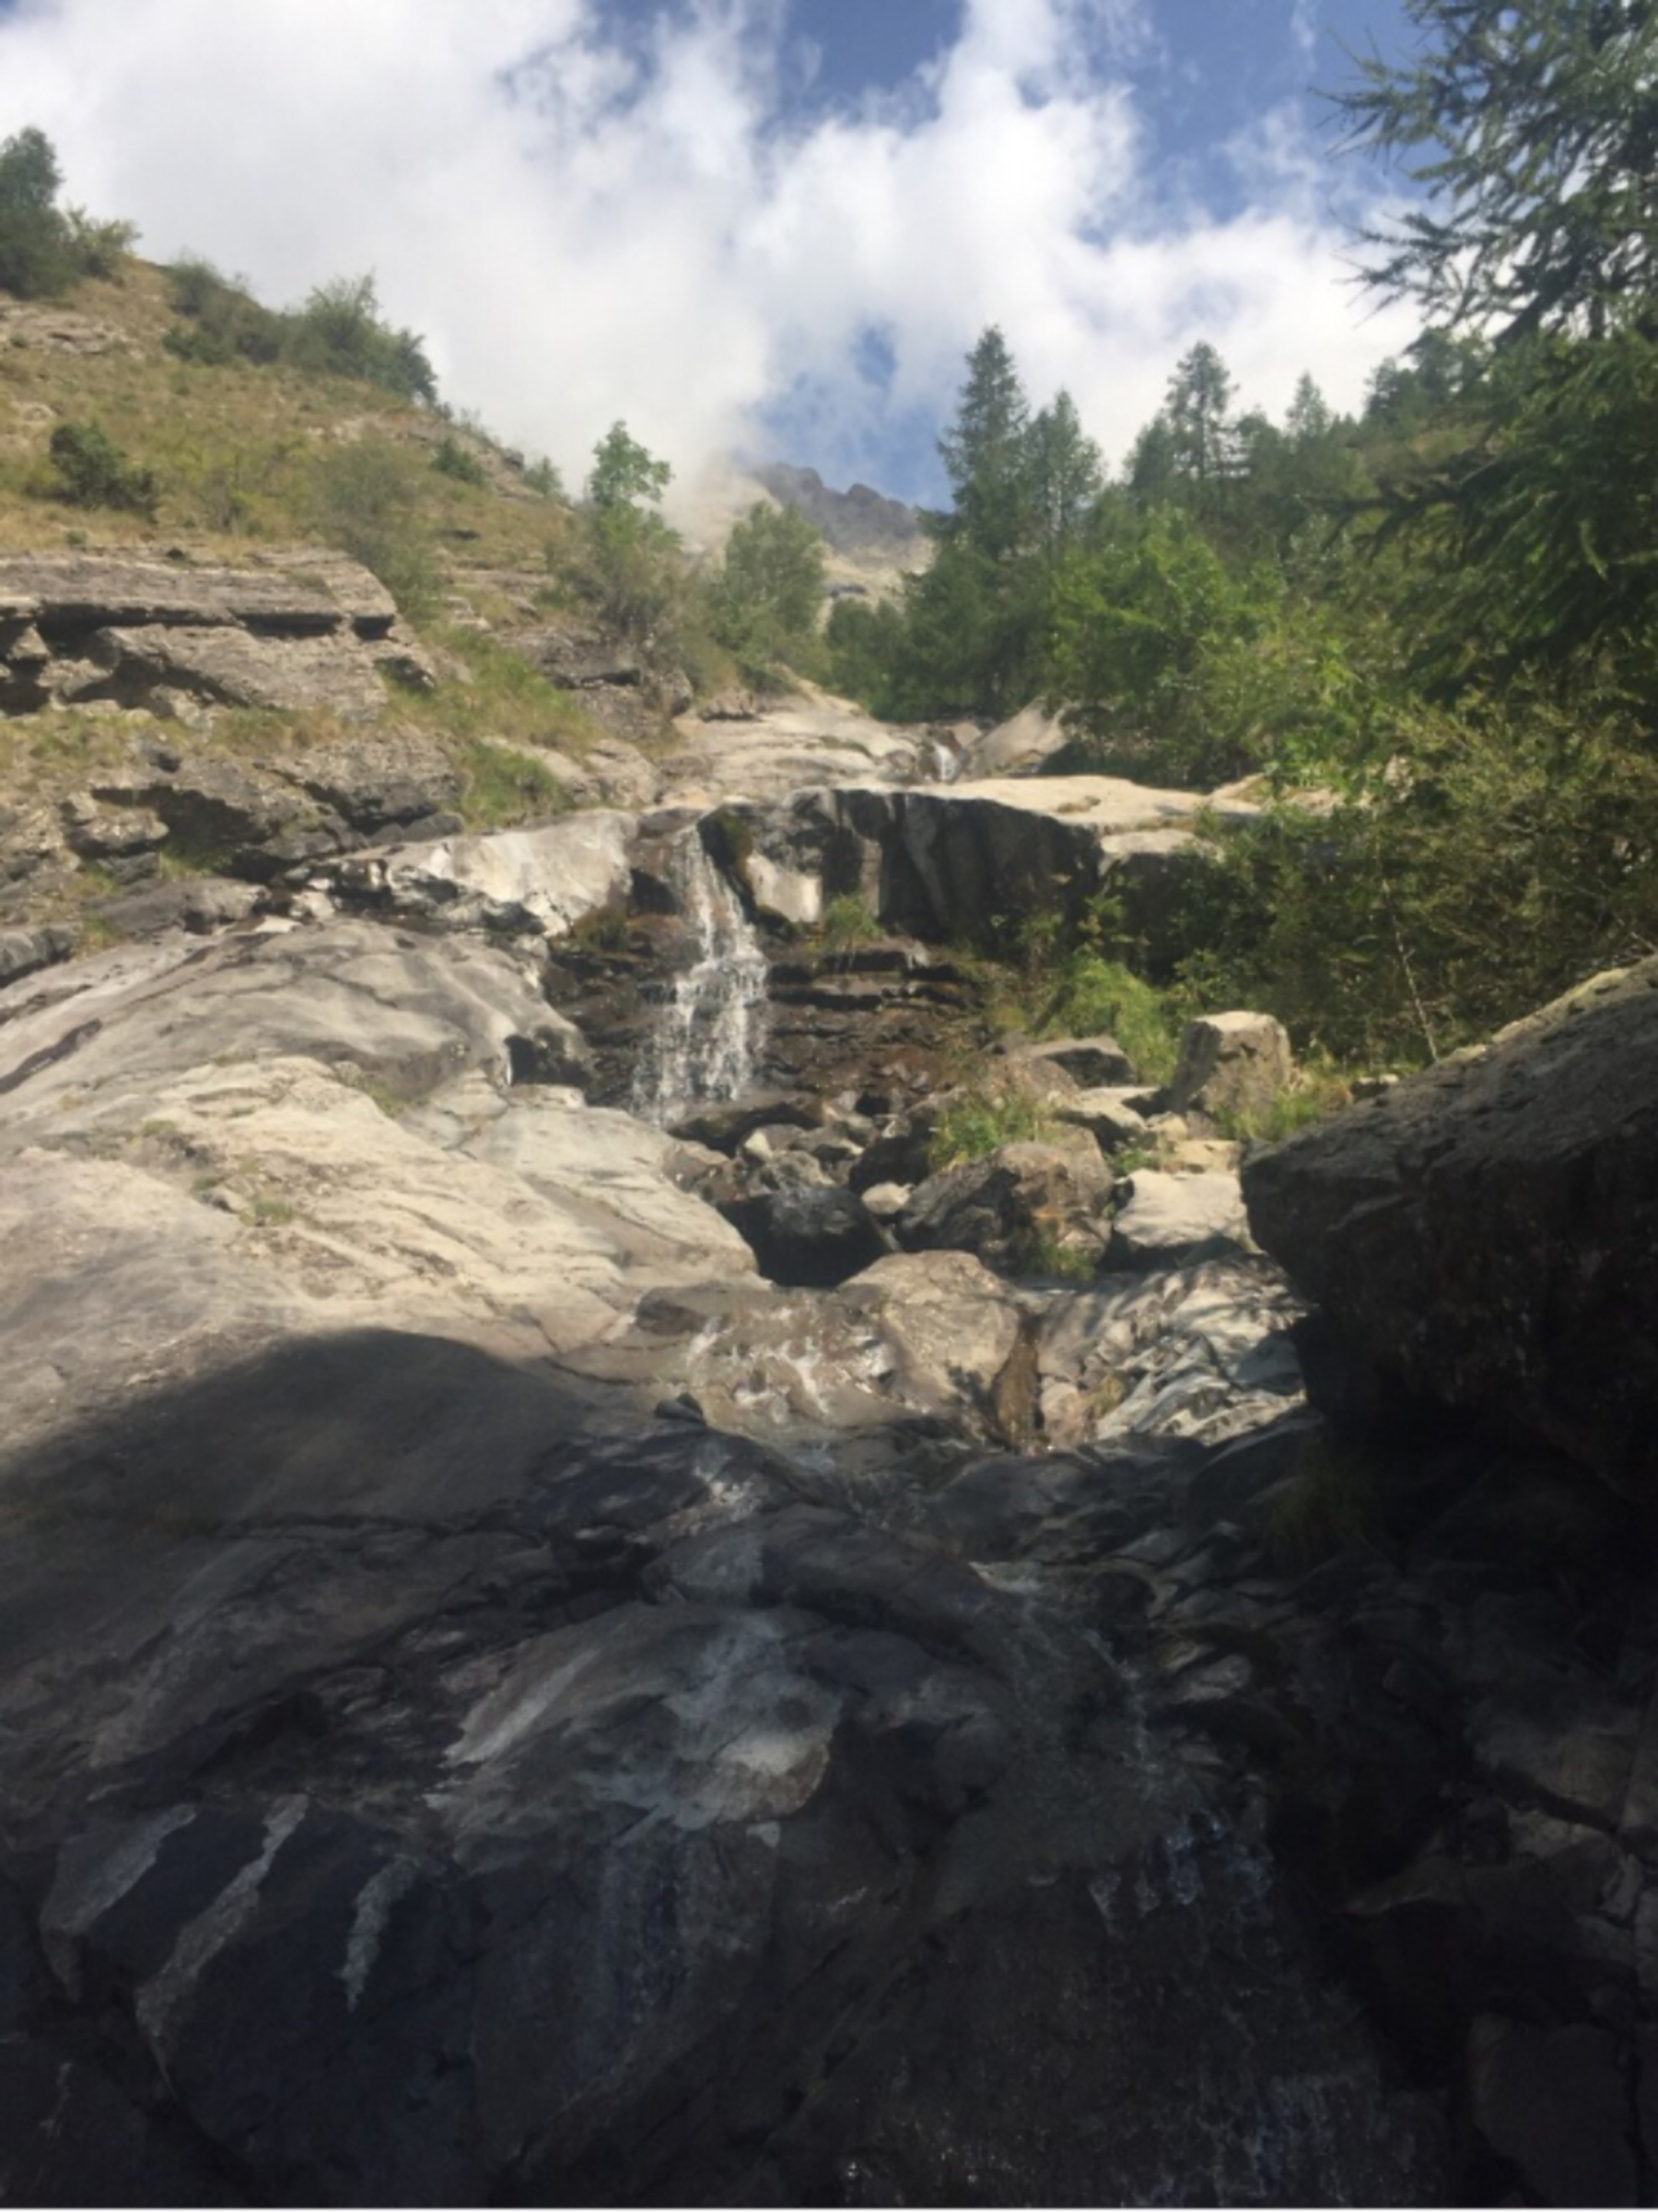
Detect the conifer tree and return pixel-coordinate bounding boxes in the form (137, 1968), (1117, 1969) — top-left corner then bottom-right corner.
(1026, 390), (1104, 559)
(936, 326), (1034, 561)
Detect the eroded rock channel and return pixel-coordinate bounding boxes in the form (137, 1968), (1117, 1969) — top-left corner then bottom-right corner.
(1, 681), (1654, 2204)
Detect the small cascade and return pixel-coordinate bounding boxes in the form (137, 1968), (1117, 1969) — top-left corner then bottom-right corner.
(631, 830), (770, 1123)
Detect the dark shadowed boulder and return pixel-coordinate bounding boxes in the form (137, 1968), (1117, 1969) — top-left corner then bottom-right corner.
(898, 1133), (1113, 1276)
(723, 1183), (888, 1287)
(1244, 961), (1658, 1492)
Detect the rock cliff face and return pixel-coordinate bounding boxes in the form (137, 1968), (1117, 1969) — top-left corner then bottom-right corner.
(0, 551), (435, 719)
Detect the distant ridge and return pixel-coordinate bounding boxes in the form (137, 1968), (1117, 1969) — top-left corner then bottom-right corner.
(752, 462), (924, 568)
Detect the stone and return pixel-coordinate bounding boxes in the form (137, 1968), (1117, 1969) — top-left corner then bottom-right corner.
(0, 921), (73, 989)
(1052, 1086), (1153, 1153)
(286, 730), (461, 832)
(740, 774), (1259, 966)
(1243, 958), (1658, 1491)
(84, 624), (390, 718)
(1469, 1684), (1640, 1830)
(1467, 2016), (1637, 2206)
(1037, 1257), (1307, 1452)
(320, 813), (635, 938)
(1013, 1034), (1138, 1086)
(860, 1181), (912, 1220)
(723, 1185), (888, 1288)
(0, 1305), (1443, 2204)
(93, 753), (315, 872)
(958, 701), (1076, 779)
(1109, 1170), (1250, 1271)
(0, 552), (402, 720)
(898, 1135), (1114, 1277)
(60, 792), (169, 860)
(1165, 1011), (1294, 1123)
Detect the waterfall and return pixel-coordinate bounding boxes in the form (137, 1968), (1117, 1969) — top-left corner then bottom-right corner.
(631, 831), (770, 1123)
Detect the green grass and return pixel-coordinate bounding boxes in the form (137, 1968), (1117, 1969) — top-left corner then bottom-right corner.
(408, 625), (602, 752)
(1039, 953), (1180, 1083)
(928, 1089), (1058, 1171)
(1211, 1059), (1354, 1144)
(452, 737), (571, 830)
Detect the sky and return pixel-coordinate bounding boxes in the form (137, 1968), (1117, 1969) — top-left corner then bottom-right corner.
(0, 0), (1427, 513)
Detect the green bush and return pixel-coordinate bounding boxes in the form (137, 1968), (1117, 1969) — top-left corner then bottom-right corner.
(1162, 691), (1658, 1067)
(522, 457), (566, 499)
(48, 421), (158, 515)
(310, 437), (439, 616)
(432, 436), (489, 488)
(164, 256), (288, 367)
(286, 275), (437, 404)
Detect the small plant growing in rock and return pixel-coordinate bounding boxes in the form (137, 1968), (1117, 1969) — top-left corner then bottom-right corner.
(929, 1090), (1057, 1170)
(820, 894), (881, 949)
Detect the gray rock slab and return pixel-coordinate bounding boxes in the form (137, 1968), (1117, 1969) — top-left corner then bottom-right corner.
(1110, 1169), (1250, 1271)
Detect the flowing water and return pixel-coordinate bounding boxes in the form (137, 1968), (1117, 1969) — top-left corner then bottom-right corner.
(631, 831), (770, 1123)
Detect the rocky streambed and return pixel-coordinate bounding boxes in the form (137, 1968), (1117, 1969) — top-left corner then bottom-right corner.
(2, 661), (1657, 2201)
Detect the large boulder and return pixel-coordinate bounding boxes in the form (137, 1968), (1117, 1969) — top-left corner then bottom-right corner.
(1243, 961), (1658, 1489)
(0, 1320), (1441, 2206)
(319, 813), (636, 936)
(722, 1183), (888, 1288)
(898, 1133), (1114, 1276)
(1165, 1010), (1294, 1123)
(738, 776), (1259, 969)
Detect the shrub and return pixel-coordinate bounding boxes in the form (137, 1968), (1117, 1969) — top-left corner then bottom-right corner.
(48, 421), (158, 516)
(523, 457), (566, 499)
(286, 274), (437, 404)
(432, 436), (489, 488)
(164, 256), (287, 367)
(820, 893), (882, 949)
(62, 206), (136, 279)
(310, 437), (438, 616)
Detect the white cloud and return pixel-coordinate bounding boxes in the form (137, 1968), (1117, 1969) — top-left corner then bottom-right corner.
(0, 0), (1419, 503)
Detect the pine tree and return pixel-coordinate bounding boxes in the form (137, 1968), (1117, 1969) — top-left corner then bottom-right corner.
(1284, 373), (1334, 445)
(1337, 0), (1658, 341)
(936, 326), (1034, 562)
(1026, 390), (1104, 560)
(1164, 342), (1239, 494)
